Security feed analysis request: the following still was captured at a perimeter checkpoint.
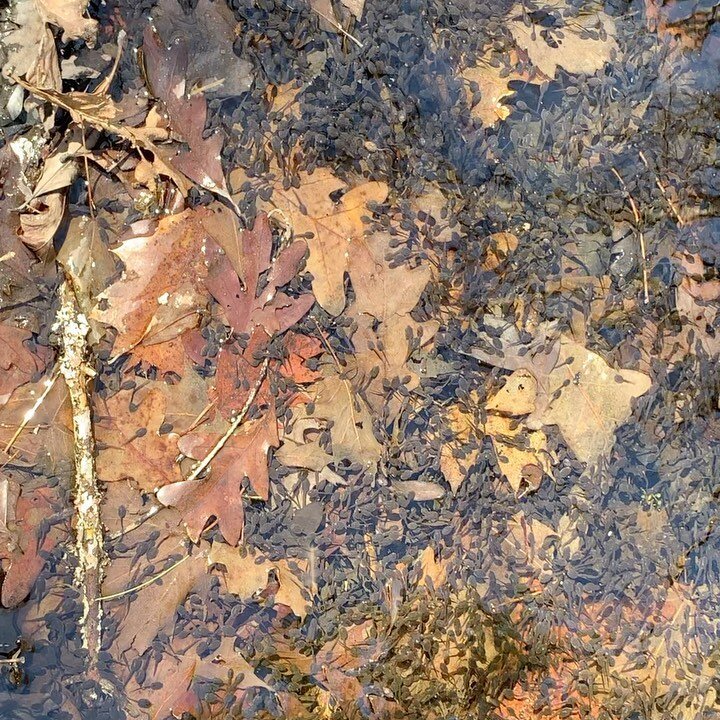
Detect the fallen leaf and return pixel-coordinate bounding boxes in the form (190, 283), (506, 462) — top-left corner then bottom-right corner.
(0, 485), (67, 608)
(267, 167), (389, 315)
(275, 407), (333, 472)
(112, 548), (209, 657)
(91, 209), (216, 362)
(417, 546), (447, 590)
(482, 231), (520, 271)
(57, 215), (116, 316)
(141, 27), (236, 208)
(35, 0), (97, 42)
(483, 414), (550, 494)
(158, 413), (279, 545)
(508, 1), (619, 77)
(392, 480), (445, 501)
(462, 51), (526, 126)
(16, 79), (193, 194)
(312, 371), (382, 468)
(439, 402), (479, 495)
(527, 336), (652, 464)
(94, 386), (184, 492)
(486, 369), (537, 415)
(18, 191), (64, 255)
(347, 231), (437, 412)
(150, 0), (254, 97)
(209, 542), (311, 618)
(204, 212), (313, 338)
(0, 324), (44, 406)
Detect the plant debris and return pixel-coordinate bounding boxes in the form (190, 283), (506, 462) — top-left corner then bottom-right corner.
(1, 0), (719, 718)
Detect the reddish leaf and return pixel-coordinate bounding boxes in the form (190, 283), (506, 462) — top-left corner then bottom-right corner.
(0, 324), (43, 406)
(141, 27), (234, 205)
(1, 485), (66, 608)
(157, 413), (279, 545)
(204, 213), (313, 337)
(91, 208), (220, 367)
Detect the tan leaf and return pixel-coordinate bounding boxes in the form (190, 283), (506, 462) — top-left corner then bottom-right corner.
(509, 1), (618, 77)
(482, 231), (520, 271)
(417, 546), (447, 589)
(528, 336), (652, 464)
(267, 167), (389, 315)
(461, 52), (526, 126)
(486, 369), (537, 415)
(35, 0), (98, 42)
(209, 542), (311, 618)
(312, 372), (382, 467)
(112, 548), (209, 658)
(18, 191), (64, 255)
(439, 399), (480, 493)
(484, 414), (551, 494)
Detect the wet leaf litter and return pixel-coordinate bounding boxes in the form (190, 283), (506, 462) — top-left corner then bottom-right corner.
(0, 0), (719, 718)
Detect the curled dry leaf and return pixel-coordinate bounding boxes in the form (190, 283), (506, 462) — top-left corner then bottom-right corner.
(18, 191), (64, 255)
(158, 413), (279, 545)
(35, 0), (97, 42)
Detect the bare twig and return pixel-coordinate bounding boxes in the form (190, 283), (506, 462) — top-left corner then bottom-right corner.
(3, 370), (59, 453)
(54, 279), (105, 678)
(183, 356), (270, 485)
(96, 554), (191, 602)
(611, 167), (649, 304)
(639, 150), (685, 227)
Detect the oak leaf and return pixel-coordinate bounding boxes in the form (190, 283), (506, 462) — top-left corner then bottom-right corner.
(209, 542), (311, 618)
(312, 372), (382, 468)
(157, 413), (279, 545)
(526, 336), (652, 464)
(0, 324), (44, 406)
(91, 209), (216, 363)
(0, 483), (66, 608)
(204, 213), (313, 338)
(267, 167), (388, 315)
(508, 1), (618, 77)
(461, 51), (528, 126)
(141, 27), (236, 208)
(94, 386), (184, 492)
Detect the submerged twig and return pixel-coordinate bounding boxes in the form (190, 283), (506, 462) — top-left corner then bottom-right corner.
(3, 370), (59, 454)
(54, 279), (106, 679)
(611, 167), (649, 304)
(184, 356), (270, 484)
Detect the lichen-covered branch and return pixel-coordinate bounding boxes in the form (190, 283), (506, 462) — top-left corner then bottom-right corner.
(54, 279), (105, 674)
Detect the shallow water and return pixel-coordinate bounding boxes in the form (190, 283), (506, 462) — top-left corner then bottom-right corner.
(1, 0), (720, 718)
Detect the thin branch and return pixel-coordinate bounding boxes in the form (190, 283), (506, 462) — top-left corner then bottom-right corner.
(184, 356), (270, 485)
(611, 167), (649, 304)
(96, 554), (190, 602)
(3, 370), (59, 453)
